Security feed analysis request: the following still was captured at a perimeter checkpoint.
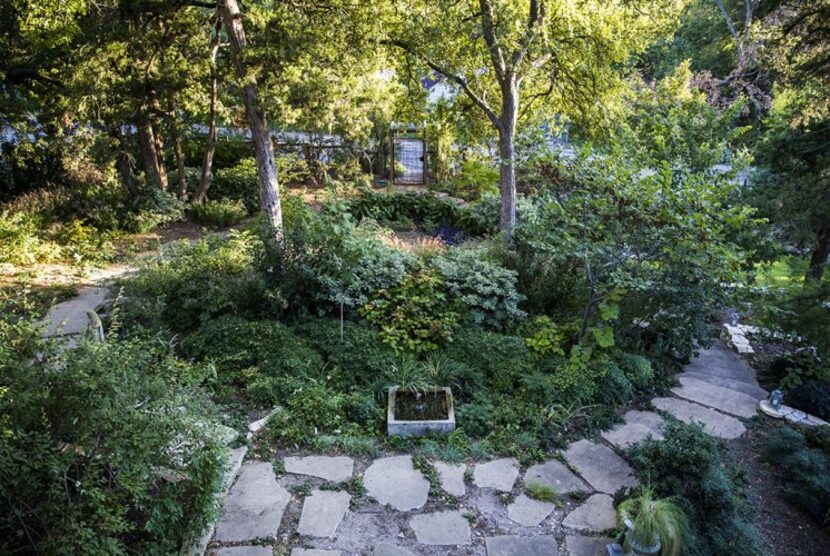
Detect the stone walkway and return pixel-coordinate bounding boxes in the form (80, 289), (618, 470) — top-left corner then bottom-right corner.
(207, 338), (770, 555)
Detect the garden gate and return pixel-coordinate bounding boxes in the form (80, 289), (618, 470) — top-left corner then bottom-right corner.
(390, 125), (428, 185)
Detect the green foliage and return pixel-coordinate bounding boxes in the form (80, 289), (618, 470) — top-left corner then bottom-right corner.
(431, 247), (525, 328)
(629, 422), (764, 556)
(293, 317), (398, 388)
(118, 232), (279, 333)
(524, 316), (567, 357)
(211, 158), (259, 213)
(615, 352), (656, 392)
(180, 315), (324, 407)
(188, 199), (248, 228)
(765, 426), (830, 528)
(0, 210), (62, 264)
(0, 329), (226, 555)
(345, 189), (462, 231)
(360, 269), (460, 354)
(446, 159), (498, 201)
(617, 486), (688, 556)
(515, 147), (751, 363)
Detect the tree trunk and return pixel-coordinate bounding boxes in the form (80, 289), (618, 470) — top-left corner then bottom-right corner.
(497, 82), (518, 241)
(806, 221), (830, 282)
(194, 18), (222, 205)
(137, 111), (165, 190)
(108, 124), (137, 196)
(218, 0), (283, 244)
(167, 94), (187, 199)
(150, 102), (169, 191)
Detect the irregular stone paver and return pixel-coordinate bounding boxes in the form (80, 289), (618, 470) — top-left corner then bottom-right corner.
(672, 376), (759, 418)
(485, 535), (558, 555)
(410, 510), (471, 545)
(652, 397), (746, 439)
(601, 410), (664, 449)
(291, 550), (340, 556)
(43, 286), (109, 337)
(434, 461), (466, 496)
(564, 440), (637, 494)
(681, 371), (767, 399)
(214, 461), (290, 543)
(207, 547), (273, 556)
(566, 534), (614, 556)
(562, 494), (617, 533)
(473, 458), (519, 492)
(363, 456), (429, 511)
(507, 494), (556, 526)
(373, 543), (416, 556)
(524, 459), (588, 494)
(685, 340), (760, 385)
(297, 490), (351, 538)
(284, 456), (354, 483)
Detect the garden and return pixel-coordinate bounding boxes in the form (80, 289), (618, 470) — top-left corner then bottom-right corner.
(2, 1), (829, 555)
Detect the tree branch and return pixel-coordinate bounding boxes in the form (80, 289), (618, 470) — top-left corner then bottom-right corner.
(478, 0), (507, 82)
(383, 39), (501, 128)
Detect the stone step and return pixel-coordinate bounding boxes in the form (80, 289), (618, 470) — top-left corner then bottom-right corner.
(680, 371), (767, 399)
(671, 376), (759, 418)
(601, 411), (664, 449)
(683, 341), (760, 385)
(563, 440), (638, 495)
(652, 397), (746, 439)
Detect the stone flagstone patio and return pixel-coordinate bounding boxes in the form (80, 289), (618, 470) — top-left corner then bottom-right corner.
(204, 338), (773, 555)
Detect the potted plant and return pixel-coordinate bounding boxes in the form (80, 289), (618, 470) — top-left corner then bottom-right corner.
(617, 487), (687, 556)
(385, 357), (455, 437)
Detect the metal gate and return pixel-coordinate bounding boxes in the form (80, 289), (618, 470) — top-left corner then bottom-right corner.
(391, 128), (427, 185)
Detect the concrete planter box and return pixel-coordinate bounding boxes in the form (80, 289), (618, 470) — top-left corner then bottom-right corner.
(387, 387), (455, 437)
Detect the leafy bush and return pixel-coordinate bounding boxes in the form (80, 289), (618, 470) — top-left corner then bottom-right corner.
(0, 210), (62, 264)
(0, 331), (226, 555)
(629, 421), (764, 556)
(188, 199), (247, 228)
(180, 315), (324, 407)
(345, 189), (462, 230)
(360, 269), (461, 354)
(447, 158), (499, 200)
(211, 158), (259, 213)
(615, 352), (656, 392)
(118, 232), (279, 333)
(765, 426), (830, 527)
(431, 247), (525, 328)
(123, 185), (186, 233)
(293, 317), (398, 389)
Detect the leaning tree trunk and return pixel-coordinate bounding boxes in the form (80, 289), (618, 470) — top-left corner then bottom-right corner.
(806, 221), (830, 283)
(167, 94), (187, 199)
(218, 0), (283, 244)
(497, 82), (519, 241)
(194, 18), (222, 205)
(108, 124), (137, 197)
(137, 111), (166, 190)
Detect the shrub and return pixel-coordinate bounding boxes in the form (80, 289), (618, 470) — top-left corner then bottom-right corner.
(118, 232), (278, 333)
(629, 421), (764, 556)
(442, 327), (531, 394)
(447, 159), (499, 200)
(293, 318), (398, 388)
(360, 269), (461, 354)
(0, 331), (226, 555)
(345, 189), (461, 230)
(188, 199), (247, 228)
(0, 210), (61, 264)
(212, 158), (258, 212)
(123, 185), (186, 233)
(787, 379), (830, 420)
(764, 426), (830, 527)
(431, 247), (525, 328)
(615, 352), (656, 392)
(180, 315), (324, 407)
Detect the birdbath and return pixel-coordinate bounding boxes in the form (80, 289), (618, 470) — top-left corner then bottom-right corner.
(387, 387), (455, 436)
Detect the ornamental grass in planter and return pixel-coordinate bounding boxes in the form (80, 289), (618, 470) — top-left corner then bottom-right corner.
(617, 486), (687, 556)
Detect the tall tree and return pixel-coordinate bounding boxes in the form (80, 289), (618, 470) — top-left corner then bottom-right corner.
(194, 16), (222, 204)
(217, 0), (283, 243)
(754, 0), (830, 282)
(386, 0), (682, 242)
